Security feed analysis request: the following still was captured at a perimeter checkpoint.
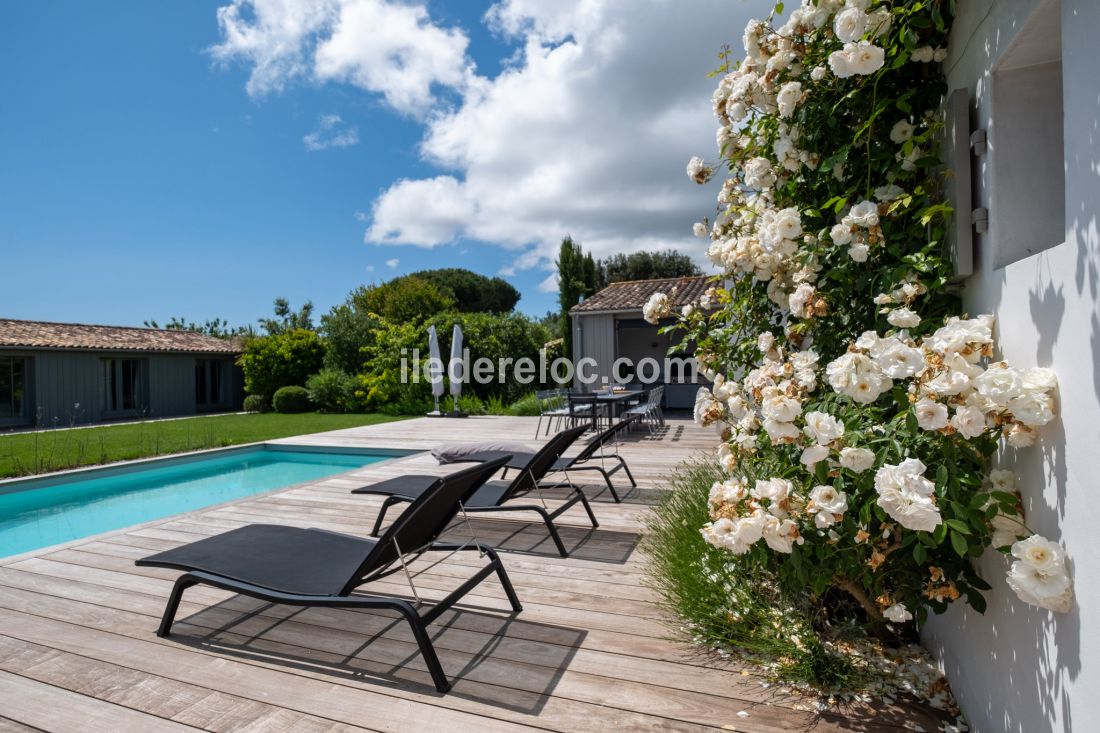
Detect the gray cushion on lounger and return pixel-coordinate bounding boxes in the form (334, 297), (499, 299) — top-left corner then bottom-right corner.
(432, 441), (535, 464)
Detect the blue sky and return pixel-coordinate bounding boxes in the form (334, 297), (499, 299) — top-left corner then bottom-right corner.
(0, 1), (758, 329)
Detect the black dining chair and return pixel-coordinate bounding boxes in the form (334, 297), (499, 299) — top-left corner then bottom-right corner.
(567, 392), (605, 431)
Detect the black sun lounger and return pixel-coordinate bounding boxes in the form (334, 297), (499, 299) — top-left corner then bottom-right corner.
(354, 425), (593, 558)
(136, 456), (518, 694)
(487, 418), (638, 503)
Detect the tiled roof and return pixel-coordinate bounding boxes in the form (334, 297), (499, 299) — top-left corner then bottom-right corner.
(0, 318), (241, 354)
(570, 275), (715, 314)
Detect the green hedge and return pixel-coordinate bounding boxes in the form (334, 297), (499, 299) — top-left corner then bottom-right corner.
(238, 329), (325, 398)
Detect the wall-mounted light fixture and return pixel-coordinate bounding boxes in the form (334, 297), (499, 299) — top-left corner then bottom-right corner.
(969, 129), (987, 156)
(971, 208), (989, 234)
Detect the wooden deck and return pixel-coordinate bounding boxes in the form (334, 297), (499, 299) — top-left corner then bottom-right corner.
(0, 416), (948, 732)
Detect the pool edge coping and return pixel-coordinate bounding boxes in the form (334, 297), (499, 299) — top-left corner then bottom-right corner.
(0, 440), (417, 494)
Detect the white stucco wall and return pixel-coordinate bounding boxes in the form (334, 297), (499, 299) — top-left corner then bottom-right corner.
(921, 1), (1100, 731)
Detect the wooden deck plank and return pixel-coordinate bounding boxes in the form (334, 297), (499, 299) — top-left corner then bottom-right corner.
(0, 636), (373, 733)
(0, 717), (46, 733)
(0, 669), (202, 733)
(0, 416), (948, 732)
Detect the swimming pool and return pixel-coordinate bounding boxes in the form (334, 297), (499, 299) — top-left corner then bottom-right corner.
(0, 445), (406, 559)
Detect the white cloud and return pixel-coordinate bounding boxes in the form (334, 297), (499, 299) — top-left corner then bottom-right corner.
(365, 176), (473, 246)
(212, 0), (471, 116)
(365, 264), (375, 272)
(385, 258), (399, 268)
(365, 0), (768, 275)
(496, 247), (546, 279)
(212, 0), (333, 96)
(303, 114), (359, 150)
(214, 0), (770, 277)
(313, 1), (470, 115)
(537, 272), (559, 293)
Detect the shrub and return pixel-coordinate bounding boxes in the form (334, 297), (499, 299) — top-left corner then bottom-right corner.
(238, 329), (325, 398)
(386, 394), (435, 416)
(483, 395), (509, 414)
(505, 392), (541, 416)
(357, 318), (433, 414)
(306, 369), (359, 413)
(272, 386), (312, 413)
(242, 394), (270, 414)
(455, 394), (487, 415)
(453, 394), (533, 416)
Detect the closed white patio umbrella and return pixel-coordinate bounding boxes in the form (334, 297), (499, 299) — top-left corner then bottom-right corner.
(427, 325), (445, 415)
(449, 324), (465, 415)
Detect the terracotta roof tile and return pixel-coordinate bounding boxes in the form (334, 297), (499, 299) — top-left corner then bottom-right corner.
(0, 318), (241, 354)
(569, 275), (715, 314)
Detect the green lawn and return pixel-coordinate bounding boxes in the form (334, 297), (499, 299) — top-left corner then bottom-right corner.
(0, 412), (407, 479)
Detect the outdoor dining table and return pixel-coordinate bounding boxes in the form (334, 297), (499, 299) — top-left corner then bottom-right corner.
(568, 389), (644, 431)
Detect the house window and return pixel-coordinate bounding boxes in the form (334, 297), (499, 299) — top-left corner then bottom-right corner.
(990, 0), (1064, 268)
(0, 356), (28, 422)
(195, 359), (226, 408)
(102, 358), (145, 414)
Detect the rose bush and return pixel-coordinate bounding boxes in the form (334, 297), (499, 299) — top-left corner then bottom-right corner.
(653, 0), (1073, 630)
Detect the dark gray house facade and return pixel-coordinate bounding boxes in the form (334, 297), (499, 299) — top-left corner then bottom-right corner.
(0, 318), (244, 429)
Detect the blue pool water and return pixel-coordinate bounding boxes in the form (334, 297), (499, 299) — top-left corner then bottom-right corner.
(0, 446), (393, 558)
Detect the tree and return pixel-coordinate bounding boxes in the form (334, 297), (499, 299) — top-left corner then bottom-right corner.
(598, 250), (701, 286)
(238, 329), (325, 398)
(352, 276), (456, 323)
(143, 317), (250, 338)
(259, 298), (315, 336)
(319, 302), (381, 374)
(538, 309), (564, 340)
(556, 236), (599, 358)
(407, 268), (521, 313)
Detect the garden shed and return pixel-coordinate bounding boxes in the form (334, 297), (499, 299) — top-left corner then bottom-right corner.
(569, 275), (712, 409)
